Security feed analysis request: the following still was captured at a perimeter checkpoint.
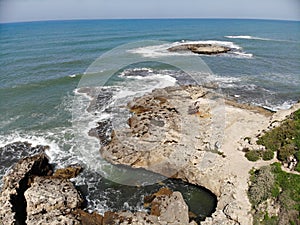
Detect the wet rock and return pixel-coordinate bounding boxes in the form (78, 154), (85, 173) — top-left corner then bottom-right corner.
(88, 120), (113, 146)
(168, 44), (230, 55)
(52, 165), (83, 179)
(74, 209), (103, 225)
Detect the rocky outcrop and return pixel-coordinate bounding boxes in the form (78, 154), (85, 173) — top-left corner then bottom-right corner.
(101, 86), (227, 195)
(25, 176), (83, 224)
(0, 145), (84, 225)
(0, 142), (199, 225)
(99, 188), (196, 225)
(0, 153), (51, 225)
(99, 85), (283, 225)
(168, 44), (230, 55)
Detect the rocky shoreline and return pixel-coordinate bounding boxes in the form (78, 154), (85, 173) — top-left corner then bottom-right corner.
(96, 85), (300, 224)
(0, 142), (200, 225)
(1, 85), (299, 225)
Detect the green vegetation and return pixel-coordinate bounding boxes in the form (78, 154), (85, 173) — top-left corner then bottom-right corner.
(245, 149), (275, 162)
(245, 150), (261, 162)
(248, 166), (275, 205)
(262, 150), (274, 161)
(248, 163), (300, 225)
(246, 109), (300, 166)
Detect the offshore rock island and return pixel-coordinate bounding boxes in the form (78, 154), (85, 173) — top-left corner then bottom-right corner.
(167, 44), (231, 55)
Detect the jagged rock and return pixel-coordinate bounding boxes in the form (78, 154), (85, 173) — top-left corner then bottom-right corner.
(201, 210), (239, 225)
(25, 176), (83, 223)
(74, 209), (103, 225)
(168, 44), (230, 55)
(98, 85), (287, 224)
(104, 188), (195, 225)
(25, 210), (81, 225)
(0, 153), (51, 225)
(0, 143), (84, 225)
(53, 165), (83, 179)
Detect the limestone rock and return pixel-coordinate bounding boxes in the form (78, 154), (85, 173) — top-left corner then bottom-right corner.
(0, 153), (51, 225)
(104, 188), (194, 225)
(25, 176), (83, 222)
(53, 165), (83, 179)
(98, 85), (279, 224)
(168, 44), (230, 55)
(0, 143), (85, 225)
(74, 209), (103, 225)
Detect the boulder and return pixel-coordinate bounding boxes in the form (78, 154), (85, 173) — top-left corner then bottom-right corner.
(25, 176), (83, 223)
(0, 153), (51, 225)
(104, 188), (195, 225)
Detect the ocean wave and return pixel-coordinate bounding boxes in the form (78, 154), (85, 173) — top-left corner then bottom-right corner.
(129, 40), (253, 59)
(232, 52), (253, 58)
(261, 100), (297, 111)
(225, 35), (272, 41)
(224, 35), (299, 43)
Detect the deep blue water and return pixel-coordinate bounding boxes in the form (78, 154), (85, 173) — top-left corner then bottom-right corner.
(0, 18), (299, 215)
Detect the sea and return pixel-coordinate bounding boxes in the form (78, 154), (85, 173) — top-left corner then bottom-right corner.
(0, 19), (299, 219)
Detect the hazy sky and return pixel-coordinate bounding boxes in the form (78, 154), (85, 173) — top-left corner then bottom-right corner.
(0, 0), (299, 23)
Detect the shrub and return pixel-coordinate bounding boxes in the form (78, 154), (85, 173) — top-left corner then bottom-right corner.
(257, 109), (300, 164)
(248, 166), (274, 205)
(245, 150), (261, 161)
(262, 150), (274, 161)
(277, 144), (296, 162)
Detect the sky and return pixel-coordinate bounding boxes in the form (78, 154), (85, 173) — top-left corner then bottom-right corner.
(0, 0), (299, 23)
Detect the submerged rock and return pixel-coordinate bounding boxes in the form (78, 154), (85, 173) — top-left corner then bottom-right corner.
(168, 44), (230, 55)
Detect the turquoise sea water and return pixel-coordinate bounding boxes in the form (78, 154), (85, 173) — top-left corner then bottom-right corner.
(0, 19), (299, 216)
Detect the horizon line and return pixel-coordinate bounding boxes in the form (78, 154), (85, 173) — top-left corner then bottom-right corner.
(1, 17), (300, 24)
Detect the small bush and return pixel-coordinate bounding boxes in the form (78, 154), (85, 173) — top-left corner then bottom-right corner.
(262, 150), (274, 161)
(248, 166), (274, 205)
(245, 150), (261, 161)
(277, 144), (296, 162)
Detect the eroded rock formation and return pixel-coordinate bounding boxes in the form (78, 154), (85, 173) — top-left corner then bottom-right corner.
(168, 44), (230, 55)
(0, 142), (198, 225)
(99, 85), (280, 225)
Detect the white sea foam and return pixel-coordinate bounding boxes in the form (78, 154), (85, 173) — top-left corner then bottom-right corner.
(117, 69), (177, 99)
(232, 52), (253, 58)
(129, 40), (253, 59)
(225, 35), (272, 41)
(0, 116), (20, 130)
(263, 100), (297, 112)
(0, 131), (64, 164)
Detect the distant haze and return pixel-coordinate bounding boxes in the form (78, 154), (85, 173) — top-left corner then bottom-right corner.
(0, 0), (299, 23)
